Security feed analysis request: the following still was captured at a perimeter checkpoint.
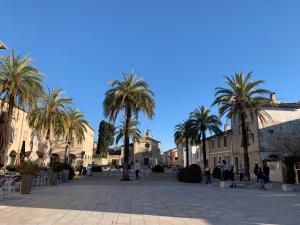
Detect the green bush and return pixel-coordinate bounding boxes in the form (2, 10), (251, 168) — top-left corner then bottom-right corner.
(212, 167), (221, 179)
(91, 164), (102, 172)
(152, 165), (164, 173)
(6, 164), (17, 172)
(51, 162), (64, 173)
(177, 165), (202, 183)
(16, 162), (40, 175)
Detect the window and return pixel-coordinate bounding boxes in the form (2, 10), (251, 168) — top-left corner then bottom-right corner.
(218, 137), (221, 148)
(213, 157), (217, 167)
(211, 140), (215, 149)
(224, 136), (228, 147)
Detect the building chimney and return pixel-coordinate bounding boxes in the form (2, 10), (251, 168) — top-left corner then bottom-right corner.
(270, 92), (280, 104)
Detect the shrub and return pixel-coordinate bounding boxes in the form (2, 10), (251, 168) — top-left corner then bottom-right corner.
(189, 164), (201, 170)
(6, 164), (17, 172)
(91, 164), (102, 172)
(16, 162), (40, 175)
(152, 165), (164, 173)
(212, 167), (221, 179)
(51, 162), (64, 173)
(177, 165), (202, 183)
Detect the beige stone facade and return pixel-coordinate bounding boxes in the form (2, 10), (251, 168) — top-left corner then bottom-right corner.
(97, 130), (161, 167)
(161, 147), (184, 167)
(0, 101), (95, 167)
(207, 130), (233, 170)
(205, 94), (300, 182)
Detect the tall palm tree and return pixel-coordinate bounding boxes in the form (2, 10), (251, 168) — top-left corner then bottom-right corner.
(115, 117), (141, 145)
(213, 72), (271, 180)
(27, 88), (72, 158)
(174, 120), (196, 167)
(0, 51), (44, 166)
(63, 108), (88, 164)
(190, 106), (222, 168)
(103, 72), (155, 181)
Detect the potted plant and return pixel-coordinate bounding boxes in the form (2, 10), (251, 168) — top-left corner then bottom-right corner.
(16, 162), (40, 194)
(282, 156), (296, 192)
(50, 162), (64, 185)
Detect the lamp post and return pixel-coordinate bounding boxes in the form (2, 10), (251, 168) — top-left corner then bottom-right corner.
(0, 41), (8, 49)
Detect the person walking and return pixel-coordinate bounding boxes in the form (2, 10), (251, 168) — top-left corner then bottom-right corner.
(135, 160), (141, 180)
(230, 165), (237, 188)
(204, 164), (212, 185)
(257, 167), (265, 190)
(218, 160), (225, 181)
(263, 160), (270, 184)
(239, 164), (245, 182)
(222, 160), (229, 180)
(254, 164), (259, 183)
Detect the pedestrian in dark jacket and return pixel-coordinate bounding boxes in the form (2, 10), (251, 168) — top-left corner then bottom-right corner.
(257, 167), (265, 190)
(263, 161), (270, 184)
(254, 164), (259, 183)
(230, 166), (236, 188)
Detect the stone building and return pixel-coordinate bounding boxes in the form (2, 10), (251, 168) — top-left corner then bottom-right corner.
(0, 100), (95, 167)
(206, 128), (233, 170)
(161, 147), (184, 167)
(204, 93), (300, 183)
(97, 130), (161, 167)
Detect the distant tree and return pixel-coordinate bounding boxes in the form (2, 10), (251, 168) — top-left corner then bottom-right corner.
(190, 106), (222, 168)
(174, 120), (197, 167)
(96, 120), (114, 158)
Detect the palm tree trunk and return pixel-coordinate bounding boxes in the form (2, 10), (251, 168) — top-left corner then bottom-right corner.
(185, 139), (189, 167)
(202, 130), (207, 168)
(1, 96), (15, 166)
(241, 112), (250, 181)
(122, 105), (131, 181)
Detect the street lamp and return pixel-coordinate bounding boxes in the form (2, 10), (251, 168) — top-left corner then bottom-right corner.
(0, 41), (8, 49)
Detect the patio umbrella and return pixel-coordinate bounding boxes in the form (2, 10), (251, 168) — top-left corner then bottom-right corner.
(29, 135), (39, 163)
(43, 140), (51, 167)
(20, 141), (26, 163)
(14, 152), (21, 166)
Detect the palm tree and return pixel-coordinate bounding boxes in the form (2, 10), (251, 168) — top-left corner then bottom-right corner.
(213, 72), (271, 180)
(27, 88), (72, 158)
(63, 108), (88, 164)
(174, 120), (196, 167)
(0, 41), (7, 50)
(190, 106), (222, 168)
(115, 117), (141, 145)
(0, 51), (44, 166)
(103, 72), (155, 180)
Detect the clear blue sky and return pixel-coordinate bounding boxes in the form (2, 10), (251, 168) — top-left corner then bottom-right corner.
(1, 1), (300, 151)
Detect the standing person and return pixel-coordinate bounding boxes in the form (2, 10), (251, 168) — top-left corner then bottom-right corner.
(135, 160), (141, 180)
(204, 164), (212, 185)
(222, 160), (229, 180)
(263, 160), (270, 184)
(239, 164), (245, 182)
(218, 160), (224, 181)
(230, 165), (236, 188)
(257, 167), (265, 190)
(254, 164), (259, 183)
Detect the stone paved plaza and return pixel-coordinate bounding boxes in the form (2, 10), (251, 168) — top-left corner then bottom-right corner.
(0, 174), (300, 225)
